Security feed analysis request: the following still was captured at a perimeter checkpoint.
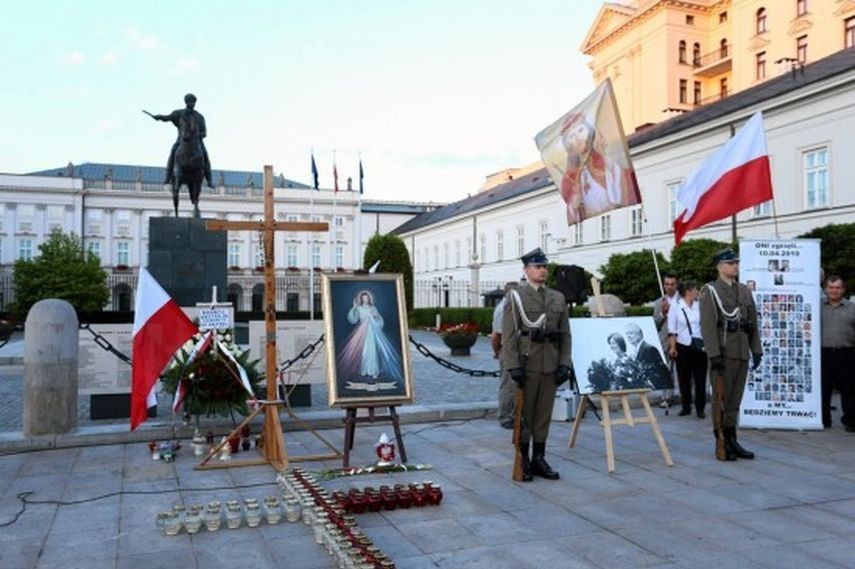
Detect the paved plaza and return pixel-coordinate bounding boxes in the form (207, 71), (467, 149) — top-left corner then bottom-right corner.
(1, 331), (855, 568)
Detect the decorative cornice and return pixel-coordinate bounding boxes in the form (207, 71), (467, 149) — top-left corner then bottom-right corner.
(787, 18), (813, 36)
(834, 0), (855, 16)
(747, 34), (772, 51)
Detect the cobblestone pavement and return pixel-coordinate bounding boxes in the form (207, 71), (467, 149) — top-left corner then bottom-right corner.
(2, 413), (855, 568)
(0, 330), (501, 432)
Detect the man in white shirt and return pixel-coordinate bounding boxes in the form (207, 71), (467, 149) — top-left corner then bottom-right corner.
(653, 273), (680, 407)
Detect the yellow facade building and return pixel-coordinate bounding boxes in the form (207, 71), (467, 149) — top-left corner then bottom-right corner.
(583, 0), (855, 132)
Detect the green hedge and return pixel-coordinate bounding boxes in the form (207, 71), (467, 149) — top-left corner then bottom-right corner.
(409, 303), (653, 330)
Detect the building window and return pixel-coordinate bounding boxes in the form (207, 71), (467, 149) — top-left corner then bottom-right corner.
(496, 230), (504, 261)
(846, 17), (855, 48)
(18, 239), (33, 261)
(756, 8), (767, 34)
(804, 146), (829, 209)
(630, 207), (644, 237)
(466, 237), (472, 263)
(686, 14), (694, 25)
(116, 241), (129, 266)
(455, 240), (461, 267)
(572, 223), (583, 247)
(87, 241), (102, 261)
(720, 39), (728, 58)
(286, 244), (298, 267)
(692, 43), (701, 66)
(756, 51), (766, 80)
(443, 242), (450, 268)
(679, 79), (688, 104)
(753, 200), (773, 217)
(693, 81), (701, 105)
(667, 181), (683, 223)
(479, 234), (487, 263)
(678, 40), (687, 63)
(539, 221), (548, 251)
(516, 226), (525, 256)
(286, 214), (298, 223)
(228, 243), (241, 267)
(286, 292), (299, 313)
(719, 11), (728, 23)
(720, 77), (728, 98)
(433, 245), (439, 270)
(600, 215), (611, 242)
(796, 0), (807, 17)
(0, 238), (3, 264)
(335, 245), (344, 268)
(312, 245), (321, 268)
(796, 35), (807, 64)
(334, 216), (344, 227)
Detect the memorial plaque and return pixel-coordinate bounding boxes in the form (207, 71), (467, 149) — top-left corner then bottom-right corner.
(249, 319), (325, 385)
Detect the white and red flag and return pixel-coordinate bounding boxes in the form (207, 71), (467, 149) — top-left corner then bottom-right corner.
(534, 78), (641, 225)
(673, 111), (773, 244)
(131, 268), (197, 431)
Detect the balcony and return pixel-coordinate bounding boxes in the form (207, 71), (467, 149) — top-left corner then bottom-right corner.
(695, 89), (730, 107)
(693, 46), (732, 78)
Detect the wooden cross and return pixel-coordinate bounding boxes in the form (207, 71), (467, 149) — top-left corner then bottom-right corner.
(205, 165), (328, 470)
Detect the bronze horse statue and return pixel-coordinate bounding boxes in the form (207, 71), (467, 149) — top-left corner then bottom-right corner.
(172, 111), (205, 218)
(145, 93), (212, 218)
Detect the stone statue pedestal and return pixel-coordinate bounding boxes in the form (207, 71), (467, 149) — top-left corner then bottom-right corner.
(148, 217), (227, 307)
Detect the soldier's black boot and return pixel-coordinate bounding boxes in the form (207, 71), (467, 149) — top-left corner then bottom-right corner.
(519, 443), (533, 482)
(531, 442), (560, 480)
(715, 429), (737, 461)
(725, 427), (755, 459)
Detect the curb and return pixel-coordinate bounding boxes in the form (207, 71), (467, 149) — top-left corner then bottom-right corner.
(0, 401), (498, 454)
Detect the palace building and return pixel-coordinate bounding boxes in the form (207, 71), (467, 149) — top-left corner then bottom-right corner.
(584, 0), (855, 132)
(0, 163), (436, 312)
(396, 46), (855, 308)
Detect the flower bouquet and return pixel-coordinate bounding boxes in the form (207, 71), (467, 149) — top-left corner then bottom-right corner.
(161, 330), (264, 422)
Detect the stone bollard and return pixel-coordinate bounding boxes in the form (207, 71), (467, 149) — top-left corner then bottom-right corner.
(23, 299), (79, 436)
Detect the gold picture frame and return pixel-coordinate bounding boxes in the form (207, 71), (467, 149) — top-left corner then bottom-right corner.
(321, 273), (415, 407)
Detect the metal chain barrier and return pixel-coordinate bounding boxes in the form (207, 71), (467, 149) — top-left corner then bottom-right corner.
(79, 323), (132, 365)
(408, 334), (501, 378)
(277, 334), (325, 373)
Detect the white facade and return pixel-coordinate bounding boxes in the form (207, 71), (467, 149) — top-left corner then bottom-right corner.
(0, 166), (433, 311)
(398, 56), (855, 308)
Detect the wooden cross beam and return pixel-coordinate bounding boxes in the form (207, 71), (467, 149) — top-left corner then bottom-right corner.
(205, 165), (328, 470)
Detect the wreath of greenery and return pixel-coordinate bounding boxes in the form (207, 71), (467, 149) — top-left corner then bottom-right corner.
(161, 331), (264, 419)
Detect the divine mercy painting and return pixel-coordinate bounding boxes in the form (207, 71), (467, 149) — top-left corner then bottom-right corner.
(322, 273), (414, 406)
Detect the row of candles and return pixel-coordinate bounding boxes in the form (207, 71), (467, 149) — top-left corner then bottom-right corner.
(156, 495), (298, 535)
(279, 467), (404, 569)
(332, 482), (443, 514)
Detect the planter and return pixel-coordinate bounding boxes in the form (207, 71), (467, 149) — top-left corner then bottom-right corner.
(442, 333), (478, 356)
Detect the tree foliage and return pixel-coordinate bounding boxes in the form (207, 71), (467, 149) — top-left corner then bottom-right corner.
(798, 223), (855, 285)
(599, 249), (669, 305)
(668, 238), (731, 286)
(12, 229), (109, 318)
(363, 233), (414, 312)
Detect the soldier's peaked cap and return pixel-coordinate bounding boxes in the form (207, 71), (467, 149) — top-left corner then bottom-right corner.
(713, 248), (739, 264)
(521, 247), (549, 266)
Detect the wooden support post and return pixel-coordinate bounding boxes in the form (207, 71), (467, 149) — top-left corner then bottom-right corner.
(342, 406), (407, 468)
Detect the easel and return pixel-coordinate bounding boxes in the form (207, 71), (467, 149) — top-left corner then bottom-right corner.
(342, 406), (407, 468)
(202, 165), (341, 470)
(568, 388), (672, 473)
(567, 277), (673, 473)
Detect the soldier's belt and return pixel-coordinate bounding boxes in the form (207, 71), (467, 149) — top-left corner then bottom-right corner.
(520, 329), (561, 343)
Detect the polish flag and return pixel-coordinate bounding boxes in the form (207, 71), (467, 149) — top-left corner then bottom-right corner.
(673, 111), (773, 244)
(131, 268), (197, 431)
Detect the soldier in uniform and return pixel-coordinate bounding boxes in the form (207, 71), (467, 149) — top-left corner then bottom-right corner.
(503, 248), (572, 481)
(699, 249), (762, 461)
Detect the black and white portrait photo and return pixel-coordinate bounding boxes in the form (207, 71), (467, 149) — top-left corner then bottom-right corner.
(570, 317), (673, 394)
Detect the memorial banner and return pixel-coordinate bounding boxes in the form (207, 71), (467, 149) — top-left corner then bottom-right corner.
(739, 239), (822, 430)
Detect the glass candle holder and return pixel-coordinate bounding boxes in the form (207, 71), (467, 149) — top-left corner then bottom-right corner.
(265, 498), (282, 524)
(184, 507), (202, 534)
(225, 502), (243, 529)
(284, 498), (302, 522)
(244, 502), (262, 528)
(204, 503), (222, 532)
(162, 512), (181, 536)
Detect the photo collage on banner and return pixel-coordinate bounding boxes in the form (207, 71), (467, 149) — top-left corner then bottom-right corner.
(739, 239), (822, 430)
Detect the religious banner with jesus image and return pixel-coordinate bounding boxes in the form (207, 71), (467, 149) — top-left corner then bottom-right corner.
(534, 78), (641, 225)
(322, 273), (414, 407)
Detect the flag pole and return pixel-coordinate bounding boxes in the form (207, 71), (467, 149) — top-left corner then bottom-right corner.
(309, 150), (316, 321)
(331, 150), (337, 272)
(357, 153), (364, 269)
(729, 124), (738, 247)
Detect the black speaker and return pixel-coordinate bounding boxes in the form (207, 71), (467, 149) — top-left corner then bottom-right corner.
(554, 265), (588, 304)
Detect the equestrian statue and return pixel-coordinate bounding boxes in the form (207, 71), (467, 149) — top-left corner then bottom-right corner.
(144, 93), (213, 218)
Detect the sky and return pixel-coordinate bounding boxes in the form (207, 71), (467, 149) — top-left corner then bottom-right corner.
(0, 0), (603, 204)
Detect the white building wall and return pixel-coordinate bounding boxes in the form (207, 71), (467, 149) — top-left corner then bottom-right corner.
(400, 67), (855, 308)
